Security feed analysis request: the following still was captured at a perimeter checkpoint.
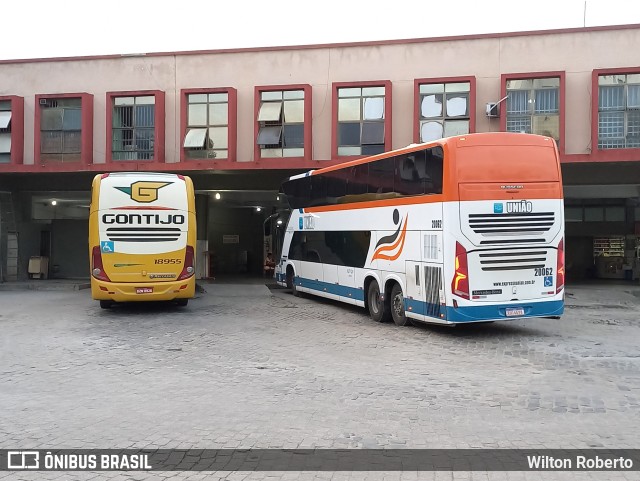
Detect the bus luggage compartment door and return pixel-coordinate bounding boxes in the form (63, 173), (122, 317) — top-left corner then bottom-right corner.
(405, 261), (445, 320)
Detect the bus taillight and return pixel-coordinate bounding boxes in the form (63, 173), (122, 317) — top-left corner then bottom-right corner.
(452, 241), (470, 299)
(178, 246), (195, 280)
(91, 246), (111, 282)
(556, 238), (565, 294)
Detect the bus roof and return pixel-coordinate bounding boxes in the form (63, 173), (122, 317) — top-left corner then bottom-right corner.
(302, 133), (554, 179)
(283, 133), (558, 184)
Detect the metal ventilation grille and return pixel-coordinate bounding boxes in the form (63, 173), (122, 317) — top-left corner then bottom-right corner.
(106, 227), (181, 242)
(479, 249), (550, 272)
(469, 212), (555, 235)
(424, 265), (442, 318)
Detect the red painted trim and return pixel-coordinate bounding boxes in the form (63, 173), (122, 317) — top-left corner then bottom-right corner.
(2, 24), (639, 64)
(332, 80), (392, 160)
(0, 151), (633, 173)
(413, 76), (476, 143)
(588, 66), (640, 162)
(499, 71), (566, 156)
(105, 90), (165, 164)
(33, 93), (93, 167)
(0, 95), (24, 166)
(253, 84), (312, 162)
(180, 87), (237, 163)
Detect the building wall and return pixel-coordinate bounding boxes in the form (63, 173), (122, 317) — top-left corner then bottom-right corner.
(1, 26), (640, 168)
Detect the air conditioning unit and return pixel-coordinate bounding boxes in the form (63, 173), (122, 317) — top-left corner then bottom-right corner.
(486, 102), (499, 118)
(486, 94), (509, 118)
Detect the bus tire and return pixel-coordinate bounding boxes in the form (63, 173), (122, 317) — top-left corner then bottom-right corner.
(176, 298), (188, 307)
(367, 280), (391, 323)
(99, 300), (113, 309)
(390, 283), (410, 326)
(286, 267), (300, 297)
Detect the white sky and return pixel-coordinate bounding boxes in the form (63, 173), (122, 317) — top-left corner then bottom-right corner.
(3, 0), (640, 60)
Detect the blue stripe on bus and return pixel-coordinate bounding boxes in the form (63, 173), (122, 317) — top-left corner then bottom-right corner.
(407, 297), (562, 322)
(296, 276), (365, 301)
(445, 300), (564, 322)
(284, 275), (563, 323)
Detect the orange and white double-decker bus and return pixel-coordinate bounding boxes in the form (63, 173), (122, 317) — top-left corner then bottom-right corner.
(275, 132), (564, 326)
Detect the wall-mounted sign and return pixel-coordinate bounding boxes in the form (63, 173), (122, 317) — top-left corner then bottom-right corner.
(223, 235), (239, 244)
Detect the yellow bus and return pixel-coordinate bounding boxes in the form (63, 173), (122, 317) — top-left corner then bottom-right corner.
(89, 172), (196, 308)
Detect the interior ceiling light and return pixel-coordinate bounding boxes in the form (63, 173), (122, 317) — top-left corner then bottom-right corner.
(215, 193), (221, 200)
(51, 200), (57, 206)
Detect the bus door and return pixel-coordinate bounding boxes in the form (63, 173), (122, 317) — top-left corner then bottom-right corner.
(296, 231), (324, 293)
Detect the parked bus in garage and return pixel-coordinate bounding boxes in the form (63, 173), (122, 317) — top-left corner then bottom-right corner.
(89, 172), (196, 308)
(275, 132), (565, 325)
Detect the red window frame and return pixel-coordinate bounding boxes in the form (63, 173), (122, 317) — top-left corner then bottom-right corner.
(332, 80), (392, 160)
(0, 95), (24, 166)
(181, 87), (237, 163)
(413, 76), (476, 143)
(591, 66), (640, 161)
(34, 93), (93, 166)
(254, 84), (312, 162)
(105, 90), (165, 163)
(500, 71), (566, 156)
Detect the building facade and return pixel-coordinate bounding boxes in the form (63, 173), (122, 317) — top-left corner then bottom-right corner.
(1, 25), (640, 281)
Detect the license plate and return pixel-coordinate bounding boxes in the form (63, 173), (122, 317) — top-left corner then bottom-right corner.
(136, 287), (153, 294)
(505, 307), (525, 317)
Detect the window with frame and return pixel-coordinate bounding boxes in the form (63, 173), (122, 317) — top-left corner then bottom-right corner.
(506, 78), (560, 144)
(419, 82), (470, 142)
(337, 86), (385, 156)
(184, 93), (229, 159)
(39, 98), (82, 163)
(0, 100), (11, 164)
(257, 89), (305, 158)
(112, 96), (155, 161)
(598, 74), (640, 149)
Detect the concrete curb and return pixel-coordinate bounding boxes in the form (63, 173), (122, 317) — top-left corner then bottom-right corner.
(0, 282), (91, 292)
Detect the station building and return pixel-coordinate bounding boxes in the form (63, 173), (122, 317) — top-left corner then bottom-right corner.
(1, 24), (640, 281)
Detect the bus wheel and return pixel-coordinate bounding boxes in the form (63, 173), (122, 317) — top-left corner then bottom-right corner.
(176, 299), (188, 307)
(390, 284), (410, 326)
(367, 280), (391, 323)
(99, 300), (113, 309)
(287, 268), (299, 297)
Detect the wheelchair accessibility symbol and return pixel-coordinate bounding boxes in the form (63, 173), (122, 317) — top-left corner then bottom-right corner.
(544, 275), (553, 287)
(101, 241), (115, 253)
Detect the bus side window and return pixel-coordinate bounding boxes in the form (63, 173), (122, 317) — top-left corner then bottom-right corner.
(395, 154), (425, 196)
(417, 147), (444, 195)
(346, 165), (368, 196)
(326, 170), (347, 204)
(369, 157), (394, 196)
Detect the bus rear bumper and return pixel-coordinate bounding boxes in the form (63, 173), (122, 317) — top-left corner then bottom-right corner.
(91, 278), (195, 302)
(445, 299), (564, 323)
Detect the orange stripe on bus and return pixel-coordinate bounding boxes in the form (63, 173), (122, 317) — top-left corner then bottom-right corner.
(372, 217), (408, 261)
(306, 195), (444, 213)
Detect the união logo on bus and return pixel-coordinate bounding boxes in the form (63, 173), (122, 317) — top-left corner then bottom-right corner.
(506, 200), (533, 213)
(115, 181), (172, 203)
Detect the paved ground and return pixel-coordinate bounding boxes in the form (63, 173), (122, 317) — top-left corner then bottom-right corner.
(1, 281), (639, 480)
